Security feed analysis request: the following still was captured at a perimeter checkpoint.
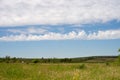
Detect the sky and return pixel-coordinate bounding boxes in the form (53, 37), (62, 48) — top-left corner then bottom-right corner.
(0, 0), (120, 58)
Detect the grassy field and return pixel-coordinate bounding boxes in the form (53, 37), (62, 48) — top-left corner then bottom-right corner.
(0, 63), (120, 80)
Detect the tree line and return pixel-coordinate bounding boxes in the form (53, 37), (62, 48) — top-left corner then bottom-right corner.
(0, 55), (118, 63)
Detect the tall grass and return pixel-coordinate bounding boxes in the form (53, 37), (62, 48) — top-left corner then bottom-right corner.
(0, 63), (120, 80)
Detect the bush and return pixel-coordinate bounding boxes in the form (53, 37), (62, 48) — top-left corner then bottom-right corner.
(32, 59), (39, 63)
(106, 62), (110, 66)
(79, 64), (86, 69)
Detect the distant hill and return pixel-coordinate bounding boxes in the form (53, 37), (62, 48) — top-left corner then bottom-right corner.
(71, 56), (117, 63)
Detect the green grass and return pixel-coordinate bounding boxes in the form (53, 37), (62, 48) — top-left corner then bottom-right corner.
(0, 63), (120, 80)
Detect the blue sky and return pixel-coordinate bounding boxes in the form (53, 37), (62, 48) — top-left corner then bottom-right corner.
(0, 0), (120, 58)
(0, 40), (120, 58)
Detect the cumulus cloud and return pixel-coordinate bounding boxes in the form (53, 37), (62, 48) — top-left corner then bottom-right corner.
(0, 0), (120, 26)
(87, 29), (120, 40)
(0, 29), (120, 41)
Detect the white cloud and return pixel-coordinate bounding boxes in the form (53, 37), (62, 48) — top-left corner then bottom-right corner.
(8, 27), (48, 34)
(88, 29), (120, 40)
(0, 0), (120, 26)
(0, 29), (120, 41)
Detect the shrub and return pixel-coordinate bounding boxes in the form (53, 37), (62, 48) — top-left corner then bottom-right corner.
(106, 62), (110, 66)
(79, 64), (86, 69)
(32, 59), (39, 63)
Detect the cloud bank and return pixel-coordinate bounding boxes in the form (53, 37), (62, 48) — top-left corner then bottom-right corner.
(0, 0), (120, 26)
(0, 29), (120, 41)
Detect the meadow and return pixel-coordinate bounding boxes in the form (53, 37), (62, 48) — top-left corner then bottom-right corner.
(0, 63), (120, 80)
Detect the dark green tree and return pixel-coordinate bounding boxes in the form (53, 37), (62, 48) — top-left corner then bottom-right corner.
(5, 56), (10, 63)
(118, 48), (120, 62)
(116, 48), (120, 65)
(118, 48), (120, 52)
(12, 57), (17, 63)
